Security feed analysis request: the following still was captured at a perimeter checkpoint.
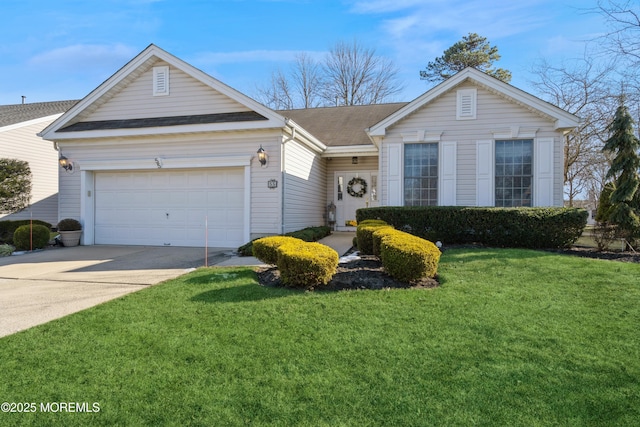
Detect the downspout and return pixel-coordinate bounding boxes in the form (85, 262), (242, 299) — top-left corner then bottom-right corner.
(282, 119), (297, 234)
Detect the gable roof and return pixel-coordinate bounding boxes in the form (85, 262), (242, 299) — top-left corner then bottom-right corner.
(367, 67), (581, 139)
(0, 100), (78, 129)
(39, 44), (287, 140)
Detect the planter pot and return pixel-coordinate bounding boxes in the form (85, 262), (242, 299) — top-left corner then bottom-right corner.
(59, 230), (82, 247)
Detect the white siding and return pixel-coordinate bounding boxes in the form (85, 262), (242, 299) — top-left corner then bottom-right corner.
(283, 140), (326, 233)
(84, 61), (251, 121)
(0, 118), (59, 225)
(380, 82), (566, 207)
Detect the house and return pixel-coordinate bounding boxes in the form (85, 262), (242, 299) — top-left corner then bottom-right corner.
(39, 44), (580, 248)
(0, 100), (78, 225)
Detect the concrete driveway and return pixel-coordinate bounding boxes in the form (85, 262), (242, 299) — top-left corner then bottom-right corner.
(0, 245), (231, 338)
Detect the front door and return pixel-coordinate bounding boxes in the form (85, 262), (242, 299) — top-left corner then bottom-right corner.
(334, 171), (378, 230)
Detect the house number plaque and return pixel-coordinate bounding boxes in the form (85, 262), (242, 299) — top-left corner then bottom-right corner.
(267, 179), (278, 189)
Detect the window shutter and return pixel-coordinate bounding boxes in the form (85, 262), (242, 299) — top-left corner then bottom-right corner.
(153, 66), (170, 96)
(534, 138), (555, 206)
(476, 140), (494, 206)
(439, 141), (457, 205)
(386, 143), (402, 206)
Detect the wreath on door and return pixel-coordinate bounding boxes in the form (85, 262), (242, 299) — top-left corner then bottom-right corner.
(347, 177), (367, 198)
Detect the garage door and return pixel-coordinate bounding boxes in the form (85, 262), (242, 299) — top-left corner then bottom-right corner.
(95, 168), (245, 247)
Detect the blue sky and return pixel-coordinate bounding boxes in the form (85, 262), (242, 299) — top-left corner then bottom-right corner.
(0, 0), (610, 106)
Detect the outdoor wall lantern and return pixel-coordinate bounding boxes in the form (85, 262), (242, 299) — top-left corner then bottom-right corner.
(58, 154), (74, 172)
(257, 145), (268, 167)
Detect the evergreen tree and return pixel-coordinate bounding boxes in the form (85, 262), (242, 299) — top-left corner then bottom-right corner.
(601, 103), (640, 243)
(0, 158), (32, 214)
(419, 33), (512, 84)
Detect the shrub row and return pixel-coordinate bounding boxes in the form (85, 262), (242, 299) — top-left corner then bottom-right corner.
(356, 220), (441, 282)
(0, 219), (52, 245)
(356, 219), (392, 255)
(356, 206), (587, 249)
(253, 236), (338, 289)
(237, 226), (331, 256)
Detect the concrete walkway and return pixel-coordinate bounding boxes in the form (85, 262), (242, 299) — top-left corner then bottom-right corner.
(215, 231), (356, 267)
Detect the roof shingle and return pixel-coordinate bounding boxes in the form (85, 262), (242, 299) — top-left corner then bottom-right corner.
(0, 100), (79, 128)
(278, 103), (408, 147)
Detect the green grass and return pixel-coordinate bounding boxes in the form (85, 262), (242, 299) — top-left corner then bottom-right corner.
(1, 248), (639, 426)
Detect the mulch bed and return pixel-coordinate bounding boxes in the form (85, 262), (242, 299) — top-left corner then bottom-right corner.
(256, 245), (640, 292)
(256, 253), (439, 291)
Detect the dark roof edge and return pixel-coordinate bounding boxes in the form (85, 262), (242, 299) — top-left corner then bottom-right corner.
(59, 111), (268, 132)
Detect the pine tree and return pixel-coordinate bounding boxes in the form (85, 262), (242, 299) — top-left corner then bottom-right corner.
(419, 33), (512, 84)
(601, 103), (640, 244)
(0, 158), (32, 214)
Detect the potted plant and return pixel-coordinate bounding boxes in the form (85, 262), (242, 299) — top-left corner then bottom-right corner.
(57, 218), (82, 247)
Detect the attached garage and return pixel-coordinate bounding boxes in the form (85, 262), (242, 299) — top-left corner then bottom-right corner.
(94, 167), (245, 247)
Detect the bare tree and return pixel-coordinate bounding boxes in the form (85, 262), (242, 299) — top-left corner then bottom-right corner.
(256, 68), (295, 110)
(257, 40), (402, 109)
(595, 0), (640, 65)
(323, 40), (402, 106)
(291, 53), (324, 108)
(530, 57), (619, 206)
(593, 0), (640, 136)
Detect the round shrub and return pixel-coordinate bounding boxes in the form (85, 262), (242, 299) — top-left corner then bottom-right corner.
(252, 236), (303, 265)
(12, 224), (51, 251)
(379, 230), (441, 282)
(276, 241), (338, 288)
(57, 218), (82, 231)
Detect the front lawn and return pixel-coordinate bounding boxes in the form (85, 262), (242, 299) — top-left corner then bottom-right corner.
(1, 248), (639, 426)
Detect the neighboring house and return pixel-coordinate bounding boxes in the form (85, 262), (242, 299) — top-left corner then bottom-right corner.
(0, 100), (78, 225)
(39, 44), (580, 248)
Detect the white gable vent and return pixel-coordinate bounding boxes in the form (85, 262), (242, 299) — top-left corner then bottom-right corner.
(456, 88), (476, 120)
(153, 66), (170, 96)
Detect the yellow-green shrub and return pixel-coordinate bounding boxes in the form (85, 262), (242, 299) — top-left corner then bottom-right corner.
(372, 227), (398, 257)
(276, 241), (338, 288)
(252, 236), (302, 265)
(356, 219), (393, 255)
(379, 230), (441, 282)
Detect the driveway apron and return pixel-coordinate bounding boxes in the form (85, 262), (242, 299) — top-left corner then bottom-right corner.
(0, 245), (229, 338)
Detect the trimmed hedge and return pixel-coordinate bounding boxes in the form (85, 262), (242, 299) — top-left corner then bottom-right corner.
(376, 229), (441, 282)
(277, 241), (338, 288)
(252, 236), (302, 265)
(357, 206), (588, 249)
(356, 219), (393, 255)
(371, 226), (397, 257)
(12, 224), (51, 251)
(237, 226), (331, 257)
(0, 219), (52, 245)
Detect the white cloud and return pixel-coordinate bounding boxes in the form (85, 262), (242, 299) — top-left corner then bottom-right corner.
(28, 43), (138, 72)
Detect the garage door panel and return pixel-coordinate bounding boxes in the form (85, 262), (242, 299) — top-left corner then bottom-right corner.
(95, 168), (245, 247)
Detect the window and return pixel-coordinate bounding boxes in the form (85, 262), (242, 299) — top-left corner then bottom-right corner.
(404, 143), (438, 206)
(495, 139), (532, 207)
